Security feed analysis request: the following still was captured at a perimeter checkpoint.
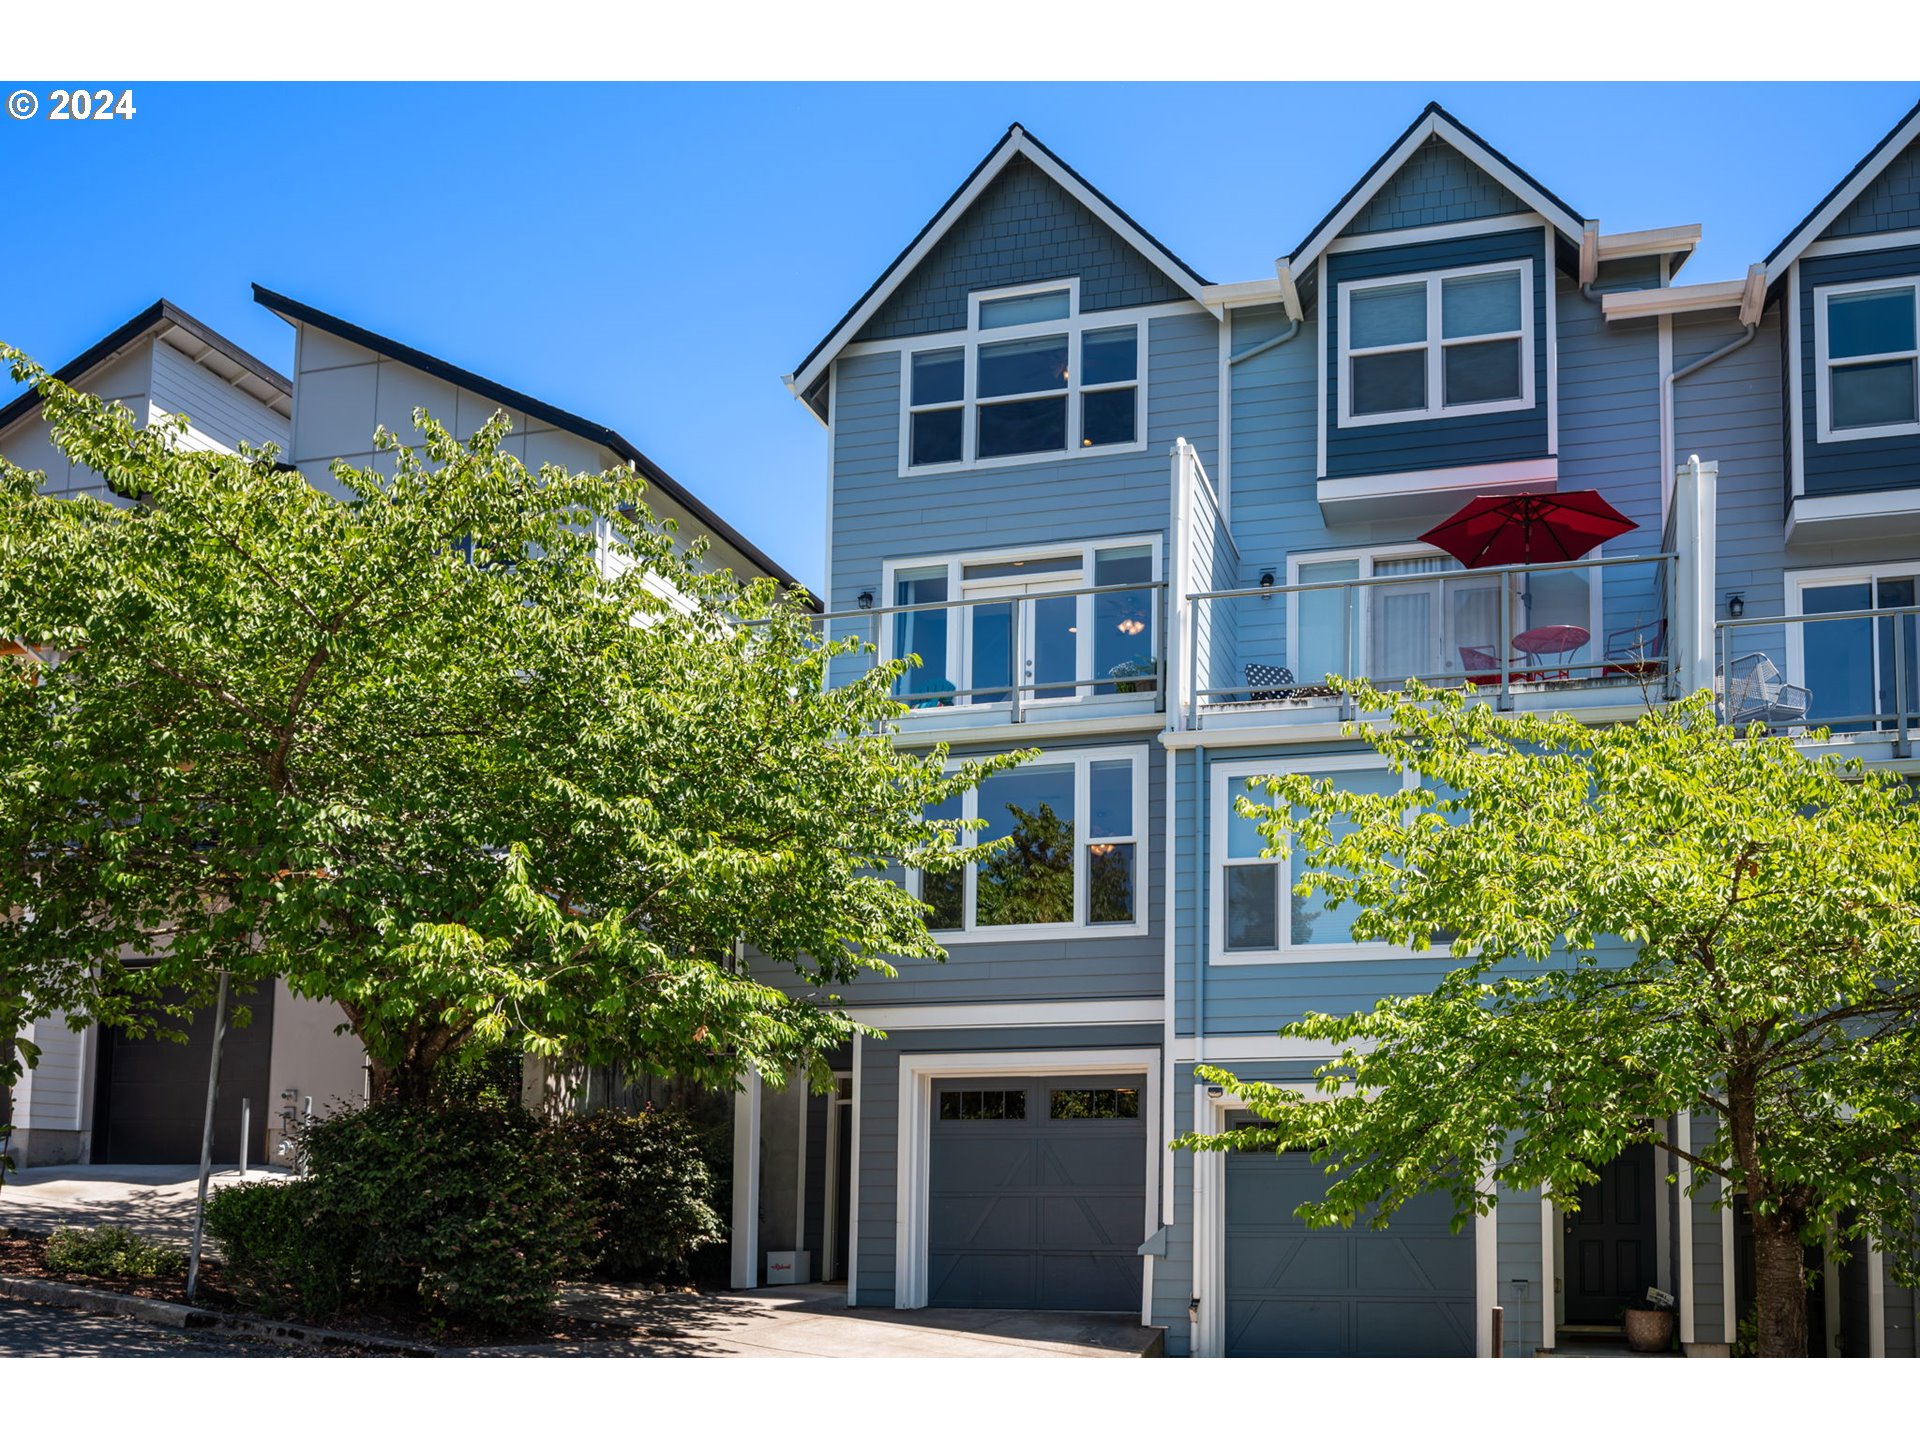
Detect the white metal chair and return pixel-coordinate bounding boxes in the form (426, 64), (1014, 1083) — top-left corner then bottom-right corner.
(1721, 652), (1811, 729)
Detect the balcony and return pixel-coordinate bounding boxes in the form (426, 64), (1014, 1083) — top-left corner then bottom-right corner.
(1716, 601), (1920, 759)
(1183, 551), (1677, 731)
(815, 577), (1169, 733)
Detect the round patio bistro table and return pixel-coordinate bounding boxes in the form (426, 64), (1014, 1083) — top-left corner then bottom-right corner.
(1511, 624), (1591, 680)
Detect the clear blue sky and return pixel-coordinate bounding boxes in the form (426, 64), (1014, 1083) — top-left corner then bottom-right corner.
(3, 81), (1914, 591)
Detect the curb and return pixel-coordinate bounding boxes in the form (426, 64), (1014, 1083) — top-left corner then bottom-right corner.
(0, 1274), (436, 1355)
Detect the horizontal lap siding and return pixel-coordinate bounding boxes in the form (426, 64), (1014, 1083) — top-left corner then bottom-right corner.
(852, 1022), (1162, 1308)
(1687, 1111), (1729, 1345)
(827, 311), (1217, 680)
(3, 347), (151, 499)
(751, 739), (1167, 1008)
(1324, 229), (1551, 481)
(147, 339), (289, 454)
(1798, 246), (1920, 495)
(1677, 309), (1800, 679)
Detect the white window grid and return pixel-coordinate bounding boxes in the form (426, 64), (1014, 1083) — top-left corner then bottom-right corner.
(1335, 257), (1534, 429)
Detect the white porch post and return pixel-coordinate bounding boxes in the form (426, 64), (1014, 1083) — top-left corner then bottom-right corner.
(1671, 456), (1720, 698)
(730, 1069), (762, 1289)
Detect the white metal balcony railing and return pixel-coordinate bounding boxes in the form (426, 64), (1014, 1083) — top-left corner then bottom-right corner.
(810, 580), (1170, 723)
(1184, 551), (1679, 728)
(1716, 605), (1920, 756)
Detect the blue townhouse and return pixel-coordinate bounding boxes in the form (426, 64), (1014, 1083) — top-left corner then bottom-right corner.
(727, 99), (1920, 1358)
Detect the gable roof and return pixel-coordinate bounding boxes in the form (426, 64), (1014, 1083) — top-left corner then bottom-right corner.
(1764, 95), (1920, 285)
(1284, 102), (1587, 280)
(253, 284), (813, 606)
(785, 123), (1213, 409)
(0, 298), (292, 437)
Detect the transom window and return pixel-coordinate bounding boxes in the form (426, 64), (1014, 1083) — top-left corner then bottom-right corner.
(883, 537), (1159, 708)
(902, 280), (1144, 474)
(1814, 278), (1920, 442)
(938, 1089), (1028, 1121)
(916, 746), (1147, 942)
(1337, 260), (1532, 427)
(1212, 758), (1439, 963)
(1049, 1087), (1140, 1120)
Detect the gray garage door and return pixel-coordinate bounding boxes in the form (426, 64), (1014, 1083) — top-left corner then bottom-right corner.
(928, 1075), (1145, 1311)
(1226, 1147), (1475, 1356)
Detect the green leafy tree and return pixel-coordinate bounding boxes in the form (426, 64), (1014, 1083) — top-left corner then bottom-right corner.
(1177, 679), (1920, 1359)
(0, 351), (1019, 1103)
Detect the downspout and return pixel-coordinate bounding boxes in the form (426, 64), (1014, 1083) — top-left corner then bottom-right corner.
(1192, 745), (1208, 1067)
(1228, 319), (1299, 367)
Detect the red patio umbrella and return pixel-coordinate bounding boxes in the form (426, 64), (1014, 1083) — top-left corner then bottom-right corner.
(1418, 490), (1635, 569)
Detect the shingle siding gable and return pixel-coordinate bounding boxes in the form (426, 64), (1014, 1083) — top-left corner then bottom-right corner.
(1346, 135), (1529, 236)
(1820, 137), (1920, 240)
(854, 155), (1186, 342)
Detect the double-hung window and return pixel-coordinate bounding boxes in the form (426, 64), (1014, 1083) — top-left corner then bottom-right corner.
(1814, 278), (1920, 442)
(883, 536), (1160, 707)
(902, 280), (1144, 474)
(915, 746), (1148, 941)
(1212, 757), (1428, 962)
(1337, 260), (1532, 426)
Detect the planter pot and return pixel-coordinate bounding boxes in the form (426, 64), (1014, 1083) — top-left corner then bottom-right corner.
(1623, 1307), (1676, 1354)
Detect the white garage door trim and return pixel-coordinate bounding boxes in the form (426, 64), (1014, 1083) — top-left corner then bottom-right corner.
(1191, 1081), (1498, 1358)
(897, 1047), (1161, 1317)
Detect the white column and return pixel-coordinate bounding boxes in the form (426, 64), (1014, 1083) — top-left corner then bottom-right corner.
(1676, 1136), (1696, 1346)
(1671, 456), (1720, 697)
(1539, 1191), (1557, 1354)
(730, 1070), (762, 1290)
(1868, 1236), (1887, 1358)
(847, 1034), (863, 1306)
(1475, 1160), (1498, 1357)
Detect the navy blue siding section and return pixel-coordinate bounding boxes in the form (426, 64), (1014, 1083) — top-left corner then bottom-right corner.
(1347, 135), (1529, 236)
(1798, 246), (1920, 496)
(855, 155), (1186, 342)
(851, 1022), (1162, 1308)
(1820, 139), (1920, 241)
(1323, 228), (1552, 480)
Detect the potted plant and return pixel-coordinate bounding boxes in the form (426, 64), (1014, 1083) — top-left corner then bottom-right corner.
(1108, 655), (1158, 695)
(1622, 1288), (1678, 1353)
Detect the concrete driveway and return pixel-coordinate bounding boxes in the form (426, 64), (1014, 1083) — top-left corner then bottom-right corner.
(456, 1282), (1164, 1358)
(1, 1165), (288, 1245)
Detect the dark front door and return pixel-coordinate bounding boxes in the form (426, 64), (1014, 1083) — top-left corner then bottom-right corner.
(1565, 1143), (1658, 1324)
(926, 1075), (1146, 1311)
(92, 982), (274, 1165)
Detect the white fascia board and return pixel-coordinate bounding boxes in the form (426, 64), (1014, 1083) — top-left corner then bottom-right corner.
(790, 129), (1211, 400)
(1766, 105), (1920, 286)
(1200, 277), (1287, 308)
(1596, 223), (1702, 264)
(1289, 111), (1584, 278)
(1601, 278), (1748, 323)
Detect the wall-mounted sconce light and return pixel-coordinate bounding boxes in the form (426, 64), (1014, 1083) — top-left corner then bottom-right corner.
(1259, 570), (1275, 588)
(857, 590), (874, 610)
(1727, 593), (1745, 618)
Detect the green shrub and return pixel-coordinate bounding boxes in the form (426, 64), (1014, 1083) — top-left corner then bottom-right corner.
(44, 1225), (184, 1281)
(555, 1109), (725, 1281)
(204, 1180), (352, 1318)
(297, 1100), (588, 1328)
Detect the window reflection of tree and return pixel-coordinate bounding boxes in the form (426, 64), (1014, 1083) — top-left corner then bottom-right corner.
(977, 801), (1075, 926)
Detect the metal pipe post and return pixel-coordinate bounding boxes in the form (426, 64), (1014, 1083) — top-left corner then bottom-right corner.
(185, 969), (229, 1303)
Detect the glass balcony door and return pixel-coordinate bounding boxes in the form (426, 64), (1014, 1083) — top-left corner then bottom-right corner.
(1799, 573), (1920, 730)
(964, 579), (1082, 703)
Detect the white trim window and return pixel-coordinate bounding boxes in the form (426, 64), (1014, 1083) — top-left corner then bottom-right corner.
(1284, 542), (1602, 687)
(1786, 562), (1920, 730)
(1210, 755), (1437, 964)
(882, 535), (1161, 707)
(1813, 276), (1920, 442)
(917, 745), (1149, 943)
(1336, 259), (1534, 428)
(900, 279), (1146, 476)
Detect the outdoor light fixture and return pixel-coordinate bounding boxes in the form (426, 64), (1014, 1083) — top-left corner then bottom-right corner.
(1727, 593), (1745, 618)
(857, 590), (874, 610)
(1259, 570), (1275, 587)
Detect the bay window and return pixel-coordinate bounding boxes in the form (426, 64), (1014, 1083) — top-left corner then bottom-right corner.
(915, 747), (1148, 940)
(1814, 278), (1920, 441)
(900, 279), (1144, 474)
(1337, 260), (1532, 427)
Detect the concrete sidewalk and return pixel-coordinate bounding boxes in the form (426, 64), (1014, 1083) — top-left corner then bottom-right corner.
(456, 1282), (1165, 1358)
(1, 1165), (289, 1244)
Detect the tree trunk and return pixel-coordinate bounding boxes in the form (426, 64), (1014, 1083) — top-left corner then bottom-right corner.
(1751, 1207), (1810, 1358)
(343, 1004), (466, 1104)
